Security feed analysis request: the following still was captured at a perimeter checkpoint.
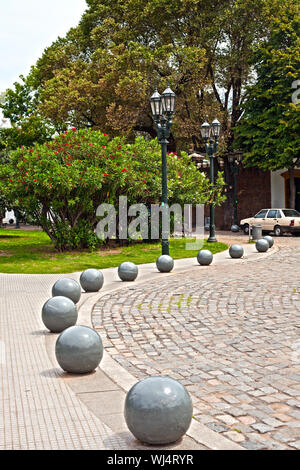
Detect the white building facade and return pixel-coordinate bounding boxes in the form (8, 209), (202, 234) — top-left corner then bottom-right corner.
(271, 169), (300, 211)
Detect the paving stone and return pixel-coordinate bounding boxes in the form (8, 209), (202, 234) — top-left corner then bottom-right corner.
(286, 422), (300, 428)
(233, 424), (252, 434)
(222, 395), (241, 404)
(239, 416), (257, 426)
(251, 423), (275, 433)
(243, 441), (265, 450)
(223, 431), (245, 443)
(226, 408), (248, 417)
(271, 432), (296, 443)
(261, 417), (284, 428)
(206, 422), (230, 433)
(216, 414), (238, 426)
(289, 440), (300, 450)
(272, 413), (293, 423)
(287, 409), (300, 420)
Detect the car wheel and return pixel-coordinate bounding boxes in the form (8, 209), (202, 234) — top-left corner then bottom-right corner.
(274, 225), (282, 237)
(243, 224), (249, 235)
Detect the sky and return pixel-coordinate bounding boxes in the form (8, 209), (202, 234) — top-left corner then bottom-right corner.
(0, 0), (87, 92)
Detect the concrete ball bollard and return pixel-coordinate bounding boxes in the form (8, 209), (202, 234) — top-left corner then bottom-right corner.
(156, 255), (174, 273)
(231, 225), (240, 232)
(264, 235), (274, 248)
(118, 262), (138, 281)
(197, 249), (213, 266)
(52, 278), (81, 304)
(124, 376), (193, 445)
(256, 238), (269, 252)
(80, 269), (104, 292)
(229, 244), (244, 259)
(42, 296), (78, 333)
(55, 325), (103, 374)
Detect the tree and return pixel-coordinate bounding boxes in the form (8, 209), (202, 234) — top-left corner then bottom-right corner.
(0, 148), (8, 225)
(27, 1), (280, 146)
(0, 92), (10, 223)
(0, 76), (62, 153)
(0, 128), (225, 250)
(235, 3), (300, 207)
(0, 80), (62, 226)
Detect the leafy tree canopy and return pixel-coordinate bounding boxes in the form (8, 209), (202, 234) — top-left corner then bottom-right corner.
(0, 76), (63, 153)
(14, 0), (285, 152)
(235, 3), (300, 171)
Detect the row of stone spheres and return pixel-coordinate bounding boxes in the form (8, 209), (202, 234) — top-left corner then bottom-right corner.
(41, 273), (193, 445)
(40, 235), (273, 445)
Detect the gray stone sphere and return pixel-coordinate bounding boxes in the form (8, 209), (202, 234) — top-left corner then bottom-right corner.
(156, 255), (174, 273)
(264, 235), (274, 248)
(231, 225), (240, 232)
(229, 244), (244, 259)
(256, 238), (269, 252)
(42, 296), (77, 333)
(197, 249), (213, 266)
(80, 269), (104, 292)
(52, 278), (81, 304)
(118, 262), (138, 281)
(55, 325), (103, 374)
(124, 376), (193, 445)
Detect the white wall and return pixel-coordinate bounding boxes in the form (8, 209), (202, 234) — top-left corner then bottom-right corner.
(0, 110), (11, 128)
(271, 170), (286, 208)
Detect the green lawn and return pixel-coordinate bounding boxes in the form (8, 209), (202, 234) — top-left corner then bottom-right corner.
(0, 229), (228, 274)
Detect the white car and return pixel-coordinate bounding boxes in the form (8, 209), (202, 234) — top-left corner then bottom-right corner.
(2, 210), (16, 225)
(240, 208), (300, 236)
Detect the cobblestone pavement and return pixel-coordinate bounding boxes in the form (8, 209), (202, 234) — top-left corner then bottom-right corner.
(93, 240), (300, 450)
(0, 274), (127, 450)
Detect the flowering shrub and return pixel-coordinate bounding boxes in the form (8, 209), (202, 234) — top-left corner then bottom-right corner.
(0, 129), (225, 250)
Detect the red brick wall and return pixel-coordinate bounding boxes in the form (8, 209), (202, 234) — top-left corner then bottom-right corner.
(204, 167), (271, 229)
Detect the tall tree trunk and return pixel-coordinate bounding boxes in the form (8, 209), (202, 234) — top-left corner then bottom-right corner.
(289, 167), (296, 209)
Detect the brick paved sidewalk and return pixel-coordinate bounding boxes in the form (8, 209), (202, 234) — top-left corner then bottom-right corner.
(93, 242), (300, 450)
(0, 274), (127, 450)
(0, 273), (210, 450)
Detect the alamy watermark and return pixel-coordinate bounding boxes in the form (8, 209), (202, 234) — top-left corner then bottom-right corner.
(96, 196), (205, 250)
(291, 80), (300, 104)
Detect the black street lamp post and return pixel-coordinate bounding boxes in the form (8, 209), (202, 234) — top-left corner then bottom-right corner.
(150, 87), (176, 256)
(200, 119), (221, 243)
